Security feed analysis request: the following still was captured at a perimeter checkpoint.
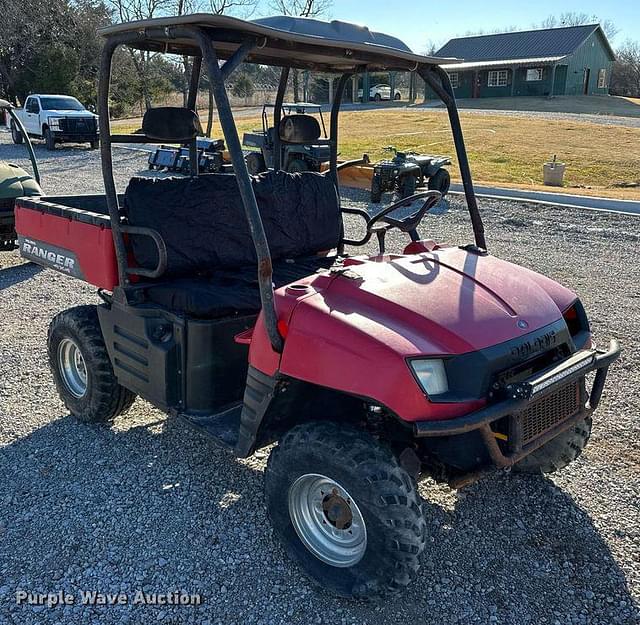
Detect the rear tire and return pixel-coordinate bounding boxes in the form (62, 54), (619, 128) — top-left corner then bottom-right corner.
(513, 416), (592, 474)
(48, 305), (136, 423)
(287, 158), (309, 173)
(10, 121), (23, 144)
(265, 421), (426, 598)
(0, 238), (16, 251)
(44, 127), (56, 151)
(428, 168), (451, 197)
(394, 92), (401, 100)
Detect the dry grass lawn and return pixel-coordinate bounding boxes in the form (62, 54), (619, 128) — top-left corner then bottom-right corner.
(114, 108), (640, 200)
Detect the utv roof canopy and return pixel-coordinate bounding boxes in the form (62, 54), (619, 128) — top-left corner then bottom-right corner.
(96, 13), (483, 354)
(98, 14), (459, 71)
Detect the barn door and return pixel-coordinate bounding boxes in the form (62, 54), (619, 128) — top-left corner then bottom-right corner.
(582, 68), (590, 95)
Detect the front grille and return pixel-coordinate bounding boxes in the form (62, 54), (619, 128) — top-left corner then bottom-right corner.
(519, 381), (581, 444)
(59, 117), (96, 134)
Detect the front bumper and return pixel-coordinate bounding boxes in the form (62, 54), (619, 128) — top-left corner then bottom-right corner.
(414, 340), (620, 470)
(51, 131), (98, 143)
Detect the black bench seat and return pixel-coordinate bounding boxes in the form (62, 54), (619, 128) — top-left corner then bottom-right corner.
(123, 170), (342, 318)
(142, 255), (337, 318)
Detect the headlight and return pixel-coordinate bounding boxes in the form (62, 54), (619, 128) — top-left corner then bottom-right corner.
(48, 117), (62, 129)
(410, 359), (449, 396)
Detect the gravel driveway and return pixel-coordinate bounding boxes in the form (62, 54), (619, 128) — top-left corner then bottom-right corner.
(0, 134), (638, 625)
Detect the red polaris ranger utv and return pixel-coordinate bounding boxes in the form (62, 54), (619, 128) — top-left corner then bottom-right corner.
(15, 15), (619, 598)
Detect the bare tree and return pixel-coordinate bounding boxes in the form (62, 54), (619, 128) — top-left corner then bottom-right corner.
(270, 0), (333, 100)
(538, 13), (619, 40)
(610, 40), (640, 97)
(270, 0), (332, 16)
(106, 0), (173, 109)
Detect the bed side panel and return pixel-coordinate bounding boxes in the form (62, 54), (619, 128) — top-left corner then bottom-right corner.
(15, 200), (118, 290)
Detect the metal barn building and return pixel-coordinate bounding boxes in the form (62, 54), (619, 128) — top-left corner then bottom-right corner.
(434, 24), (615, 98)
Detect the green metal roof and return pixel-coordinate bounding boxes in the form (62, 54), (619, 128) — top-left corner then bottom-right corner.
(436, 24), (615, 63)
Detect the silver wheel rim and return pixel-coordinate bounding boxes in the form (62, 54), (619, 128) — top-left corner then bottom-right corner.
(58, 338), (88, 398)
(288, 473), (367, 568)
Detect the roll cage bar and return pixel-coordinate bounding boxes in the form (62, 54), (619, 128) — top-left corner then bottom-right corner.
(97, 20), (486, 355)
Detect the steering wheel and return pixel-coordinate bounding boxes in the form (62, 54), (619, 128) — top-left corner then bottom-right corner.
(367, 190), (442, 254)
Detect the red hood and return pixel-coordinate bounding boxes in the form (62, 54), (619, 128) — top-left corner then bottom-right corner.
(274, 248), (577, 421)
(316, 247), (575, 355)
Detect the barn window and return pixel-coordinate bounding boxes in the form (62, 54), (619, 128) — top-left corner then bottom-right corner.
(488, 70), (508, 87)
(598, 68), (607, 88)
(448, 72), (459, 88)
(526, 68), (543, 81)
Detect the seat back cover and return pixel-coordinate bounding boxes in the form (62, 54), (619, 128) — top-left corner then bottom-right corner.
(123, 170), (340, 276)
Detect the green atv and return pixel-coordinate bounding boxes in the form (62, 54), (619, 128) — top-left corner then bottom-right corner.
(371, 145), (451, 203)
(0, 99), (42, 251)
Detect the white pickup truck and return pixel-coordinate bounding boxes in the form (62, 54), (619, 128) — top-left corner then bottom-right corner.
(11, 94), (99, 150)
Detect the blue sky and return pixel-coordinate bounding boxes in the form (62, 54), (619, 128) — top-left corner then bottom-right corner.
(329, 0), (639, 53)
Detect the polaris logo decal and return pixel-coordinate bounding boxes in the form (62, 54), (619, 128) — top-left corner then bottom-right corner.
(18, 236), (85, 279)
(510, 329), (557, 360)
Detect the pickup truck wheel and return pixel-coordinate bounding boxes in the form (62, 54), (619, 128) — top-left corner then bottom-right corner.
(48, 305), (136, 423)
(513, 416), (592, 474)
(428, 168), (451, 196)
(10, 122), (23, 144)
(265, 421), (426, 598)
(44, 128), (56, 150)
(394, 92), (401, 100)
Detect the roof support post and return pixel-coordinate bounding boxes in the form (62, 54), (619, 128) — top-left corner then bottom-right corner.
(420, 65), (487, 250)
(510, 67), (516, 96)
(550, 64), (557, 97)
(272, 67), (289, 171)
(186, 55), (201, 110)
(330, 73), (351, 184)
(98, 34), (135, 287)
(186, 28), (283, 353)
(221, 38), (257, 81)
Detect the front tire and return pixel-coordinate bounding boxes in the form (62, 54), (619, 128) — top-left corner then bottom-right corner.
(370, 175), (382, 203)
(428, 168), (451, 196)
(265, 422), (426, 598)
(44, 127), (56, 151)
(245, 151), (267, 175)
(513, 416), (592, 474)
(10, 121), (23, 144)
(48, 305), (136, 423)
(399, 173), (417, 198)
